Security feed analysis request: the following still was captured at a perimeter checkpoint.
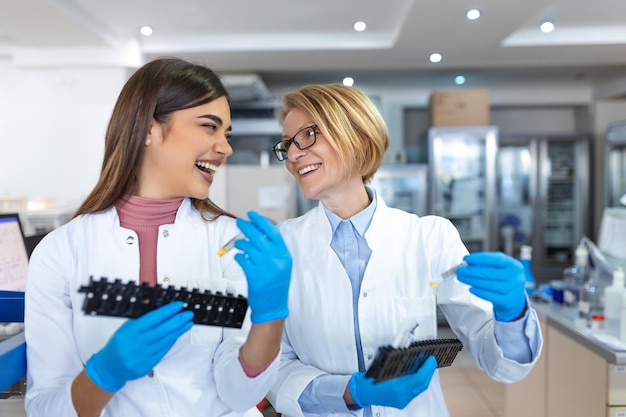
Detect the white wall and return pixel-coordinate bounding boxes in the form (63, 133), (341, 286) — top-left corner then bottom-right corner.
(0, 60), (129, 207)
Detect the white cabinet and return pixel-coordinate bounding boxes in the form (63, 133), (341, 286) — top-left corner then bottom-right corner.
(505, 307), (626, 417)
(211, 165), (296, 223)
(505, 315), (547, 417)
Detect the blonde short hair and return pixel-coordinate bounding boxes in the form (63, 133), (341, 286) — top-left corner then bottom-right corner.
(277, 84), (389, 183)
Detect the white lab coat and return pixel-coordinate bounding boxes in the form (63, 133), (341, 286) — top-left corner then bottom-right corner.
(268, 195), (542, 417)
(24, 198), (276, 417)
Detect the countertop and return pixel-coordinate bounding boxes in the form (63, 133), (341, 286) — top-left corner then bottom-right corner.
(533, 300), (626, 364)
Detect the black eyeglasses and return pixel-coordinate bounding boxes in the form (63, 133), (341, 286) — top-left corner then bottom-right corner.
(272, 125), (318, 161)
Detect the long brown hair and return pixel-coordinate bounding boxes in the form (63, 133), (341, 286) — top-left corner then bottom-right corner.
(75, 57), (234, 220)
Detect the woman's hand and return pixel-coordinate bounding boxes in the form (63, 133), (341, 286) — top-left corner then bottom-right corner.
(234, 211), (292, 324)
(85, 301), (194, 392)
(456, 252), (527, 322)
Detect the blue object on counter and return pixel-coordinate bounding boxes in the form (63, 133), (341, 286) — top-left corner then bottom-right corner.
(532, 283), (553, 303)
(550, 280), (565, 304)
(0, 291), (25, 322)
(0, 332), (26, 391)
(0, 290), (27, 390)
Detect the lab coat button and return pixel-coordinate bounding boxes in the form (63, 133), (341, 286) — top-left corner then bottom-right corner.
(363, 292), (368, 298)
(367, 353), (373, 360)
(163, 230), (169, 238)
(164, 276), (171, 283)
(375, 413), (380, 417)
(148, 370), (154, 378)
(125, 236), (135, 245)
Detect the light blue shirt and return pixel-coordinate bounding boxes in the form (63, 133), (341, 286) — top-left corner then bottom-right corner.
(298, 187), (376, 415)
(297, 187), (535, 414)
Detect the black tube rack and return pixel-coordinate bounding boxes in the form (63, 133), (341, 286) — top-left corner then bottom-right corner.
(78, 276), (248, 328)
(365, 338), (463, 383)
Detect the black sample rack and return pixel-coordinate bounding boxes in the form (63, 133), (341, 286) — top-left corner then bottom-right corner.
(365, 338), (463, 383)
(78, 277), (248, 328)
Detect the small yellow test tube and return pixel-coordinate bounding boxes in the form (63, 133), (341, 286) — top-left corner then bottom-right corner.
(430, 262), (467, 288)
(217, 233), (244, 256)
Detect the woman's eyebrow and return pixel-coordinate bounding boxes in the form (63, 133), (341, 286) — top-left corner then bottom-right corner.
(198, 114), (223, 125)
(198, 114), (232, 132)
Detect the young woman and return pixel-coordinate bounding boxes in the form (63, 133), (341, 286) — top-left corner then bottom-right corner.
(24, 57), (291, 417)
(267, 84), (542, 417)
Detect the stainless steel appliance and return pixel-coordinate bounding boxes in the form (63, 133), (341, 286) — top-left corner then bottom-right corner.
(605, 122), (626, 208)
(428, 126), (498, 252)
(497, 135), (590, 281)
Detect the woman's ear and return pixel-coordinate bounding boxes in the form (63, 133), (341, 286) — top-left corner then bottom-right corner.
(146, 118), (163, 146)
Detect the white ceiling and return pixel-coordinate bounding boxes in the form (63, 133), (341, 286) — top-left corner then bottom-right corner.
(1, 0), (625, 85)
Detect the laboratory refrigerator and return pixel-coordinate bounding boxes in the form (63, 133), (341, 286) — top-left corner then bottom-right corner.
(428, 126), (498, 253)
(605, 121), (626, 208)
(496, 135), (590, 282)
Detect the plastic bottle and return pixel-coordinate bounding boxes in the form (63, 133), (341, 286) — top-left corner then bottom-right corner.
(563, 243), (589, 315)
(590, 314), (605, 332)
(520, 245), (536, 296)
(603, 267), (625, 336)
(578, 269), (604, 326)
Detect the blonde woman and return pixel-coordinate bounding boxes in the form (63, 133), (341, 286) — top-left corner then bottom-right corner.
(267, 84), (542, 417)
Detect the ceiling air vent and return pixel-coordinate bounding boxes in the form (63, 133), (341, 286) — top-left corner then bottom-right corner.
(221, 74), (271, 103)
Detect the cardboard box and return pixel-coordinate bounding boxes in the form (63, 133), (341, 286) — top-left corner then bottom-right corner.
(429, 89), (490, 127)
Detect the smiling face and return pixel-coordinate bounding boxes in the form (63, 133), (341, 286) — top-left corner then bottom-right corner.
(283, 108), (365, 210)
(137, 96), (232, 200)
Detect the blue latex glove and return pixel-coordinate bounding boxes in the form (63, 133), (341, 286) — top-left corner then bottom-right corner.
(349, 356), (437, 409)
(455, 252), (527, 322)
(85, 301), (194, 392)
(234, 211), (292, 324)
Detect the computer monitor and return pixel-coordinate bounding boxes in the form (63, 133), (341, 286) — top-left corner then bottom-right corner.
(0, 213), (29, 292)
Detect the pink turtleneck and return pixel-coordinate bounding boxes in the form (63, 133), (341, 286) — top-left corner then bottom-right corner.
(115, 195), (183, 285)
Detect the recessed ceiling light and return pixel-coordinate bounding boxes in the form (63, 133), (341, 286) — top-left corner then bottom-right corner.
(455, 75), (466, 85)
(429, 53), (443, 63)
(343, 77), (355, 86)
(140, 26), (153, 36)
(466, 9), (481, 20)
(353, 21), (366, 32)
(540, 19), (555, 33)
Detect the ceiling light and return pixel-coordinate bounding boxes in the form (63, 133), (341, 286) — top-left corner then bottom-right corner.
(540, 19), (555, 33)
(140, 26), (153, 36)
(454, 75), (466, 85)
(343, 77), (355, 86)
(353, 22), (366, 32)
(429, 53), (442, 63)
(466, 9), (481, 20)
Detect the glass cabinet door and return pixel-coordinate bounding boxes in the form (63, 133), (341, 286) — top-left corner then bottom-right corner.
(538, 138), (589, 266)
(370, 164), (429, 216)
(607, 146), (626, 207)
(429, 126), (498, 252)
(497, 136), (590, 281)
(496, 139), (536, 257)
